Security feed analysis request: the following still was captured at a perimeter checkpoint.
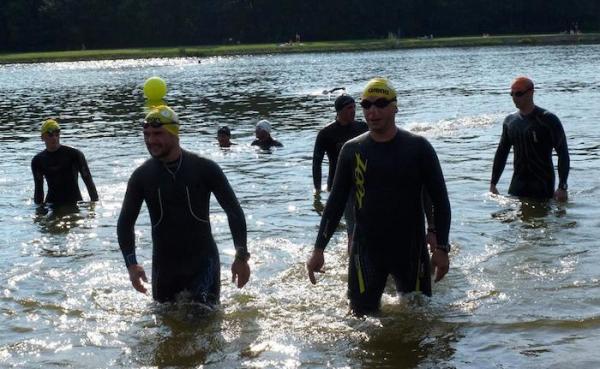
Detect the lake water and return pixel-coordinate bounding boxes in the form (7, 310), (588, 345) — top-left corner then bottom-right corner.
(1, 45), (599, 368)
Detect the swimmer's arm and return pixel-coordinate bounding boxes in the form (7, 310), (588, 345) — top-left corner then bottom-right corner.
(421, 140), (451, 282)
(490, 122), (512, 191)
(422, 188), (434, 229)
(312, 133), (326, 192)
(552, 116), (570, 190)
(75, 150), (99, 201)
(117, 175), (144, 267)
(31, 158), (45, 205)
(314, 144), (353, 250)
(209, 161), (248, 253)
(421, 139), (451, 247)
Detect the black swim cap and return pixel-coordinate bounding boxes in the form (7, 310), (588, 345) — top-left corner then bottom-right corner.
(335, 95), (355, 112)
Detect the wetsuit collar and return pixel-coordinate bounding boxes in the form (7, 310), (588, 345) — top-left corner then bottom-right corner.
(163, 152), (183, 178)
(518, 104), (537, 117)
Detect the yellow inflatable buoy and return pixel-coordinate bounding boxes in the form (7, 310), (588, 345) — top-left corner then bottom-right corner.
(143, 76), (167, 101)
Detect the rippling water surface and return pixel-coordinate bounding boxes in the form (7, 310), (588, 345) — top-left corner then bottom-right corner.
(1, 45), (599, 368)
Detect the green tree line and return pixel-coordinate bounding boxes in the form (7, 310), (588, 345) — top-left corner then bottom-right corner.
(1, 0), (599, 52)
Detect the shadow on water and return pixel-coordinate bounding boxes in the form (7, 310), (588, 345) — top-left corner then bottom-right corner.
(353, 297), (459, 369)
(131, 301), (260, 367)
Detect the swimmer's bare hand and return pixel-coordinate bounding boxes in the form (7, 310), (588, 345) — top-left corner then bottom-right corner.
(127, 264), (148, 294)
(232, 259), (250, 288)
(554, 188), (568, 202)
(431, 249), (449, 283)
(306, 249), (325, 285)
(489, 184), (499, 195)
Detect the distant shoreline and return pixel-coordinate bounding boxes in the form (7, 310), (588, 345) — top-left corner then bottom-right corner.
(1, 33), (599, 65)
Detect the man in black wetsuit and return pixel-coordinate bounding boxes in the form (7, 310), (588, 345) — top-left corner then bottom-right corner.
(117, 105), (250, 305)
(490, 77), (570, 201)
(31, 119), (99, 207)
(312, 94), (368, 249)
(306, 78), (451, 315)
(251, 120), (283, 149)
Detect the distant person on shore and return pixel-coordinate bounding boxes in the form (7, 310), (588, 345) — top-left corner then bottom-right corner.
(117, 105), (250, 305)
(217, 126), (235, 148)
(312, 94), (368, 249)
(251, 120), (283, 150)
(31, 119), (99, 207)
(490, 77), (570, 201)
(306, 77), (451, 315)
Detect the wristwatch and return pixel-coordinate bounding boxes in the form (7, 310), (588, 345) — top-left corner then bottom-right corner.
(235, 248), (251, 262)
(435, 244), (451, 253)
(558, 183), (568, 190)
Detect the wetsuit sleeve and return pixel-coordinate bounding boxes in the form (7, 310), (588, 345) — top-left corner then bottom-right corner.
(550, 115), (570, 188)
(314, 143), (353, 250)
(312, 131), (326, 191)
(422, 188), (434, 229)
(420, 139), (451, 246)
(491, 119), (512, 185)
(117, 172), (144, 267)
(75, 150), (99, 201)
(31, 157), (44, 204)
(207, 162), (248, 253)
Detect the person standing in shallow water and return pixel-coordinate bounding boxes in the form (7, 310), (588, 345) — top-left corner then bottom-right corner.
(312, 94), (368, 250)
(490, 76), (570, 201)
(31, 119), (99, 207)
(117, 105), (250, 305)
(306, 77), (451, 315)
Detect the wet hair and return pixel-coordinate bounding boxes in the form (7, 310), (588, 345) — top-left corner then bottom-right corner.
(217, 126), (231, 136)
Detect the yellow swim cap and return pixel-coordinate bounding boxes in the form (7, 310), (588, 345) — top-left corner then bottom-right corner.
(144, 105), (180, 136)
(41, 119), (60, 135)
(362, 77), (397, 101)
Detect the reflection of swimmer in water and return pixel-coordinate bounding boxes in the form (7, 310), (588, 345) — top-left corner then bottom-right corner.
(490, 77), (570, 201)
(31, 119), (99, 207)
(306, 78), (451, 315)
(117, 106), (250, 305)
(251, 120), (283, 150)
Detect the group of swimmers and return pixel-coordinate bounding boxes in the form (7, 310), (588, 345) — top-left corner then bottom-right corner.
(31, 75), (569, 315)
(216, 120), (282, 150)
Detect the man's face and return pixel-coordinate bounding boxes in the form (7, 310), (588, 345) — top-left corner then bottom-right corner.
(217, 133), (231, 147)
(255, 128), (269, 141)
(144, 125), (178, 159)
(510, 84), (534, 110)
(361, 98), (397, 134)
(42, 130), (60, 152)
(337, 103), (356, 124)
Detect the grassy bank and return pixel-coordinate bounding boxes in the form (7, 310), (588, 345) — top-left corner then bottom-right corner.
(1, 33), (599, 64)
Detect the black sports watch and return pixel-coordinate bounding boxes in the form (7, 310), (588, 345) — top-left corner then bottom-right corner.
(235, 248), (251, 262)
(558, 183), (568, 190)
(435, 244), (451, 253)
